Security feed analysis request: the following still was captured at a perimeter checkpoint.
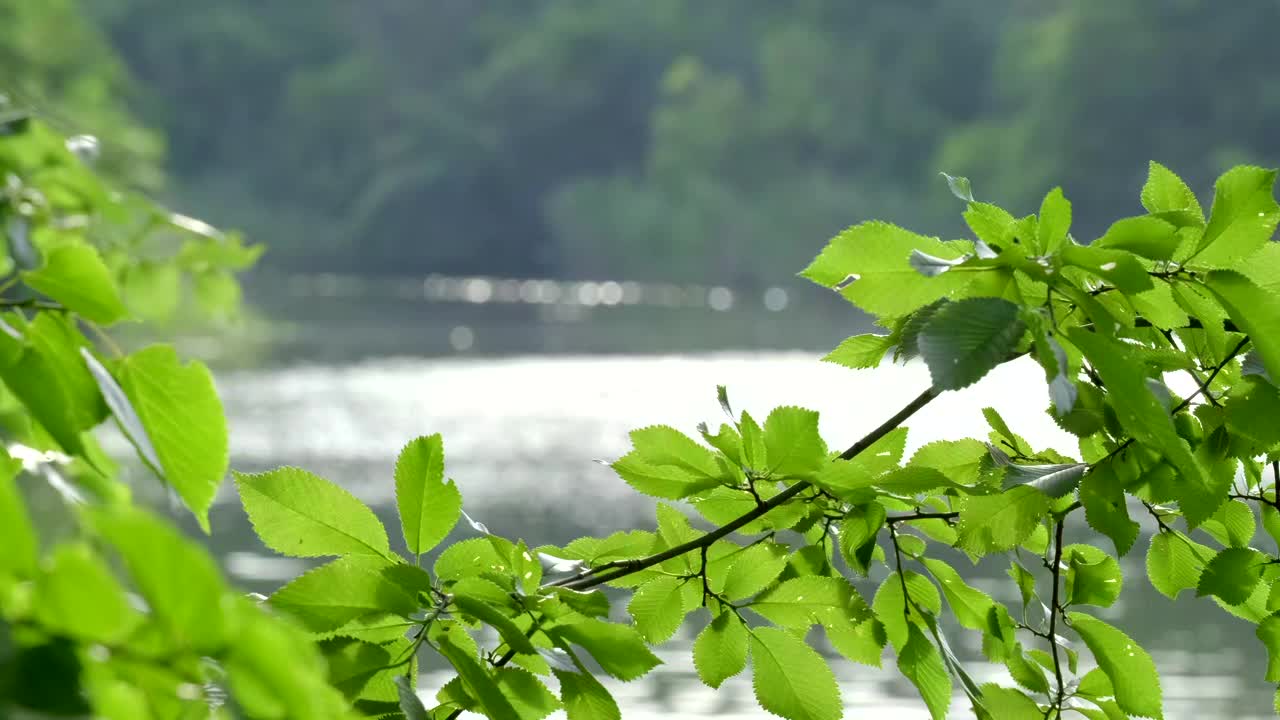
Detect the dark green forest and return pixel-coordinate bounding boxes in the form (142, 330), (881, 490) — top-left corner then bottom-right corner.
(9, 0), (1280, 284)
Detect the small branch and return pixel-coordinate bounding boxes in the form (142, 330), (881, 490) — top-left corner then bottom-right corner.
(563, 387), (940, 591)
(1046, 519), (1066, 716)
(0, 297), (64, 311)
(888, 522), (912, 620)
(885, 511), (958, 525)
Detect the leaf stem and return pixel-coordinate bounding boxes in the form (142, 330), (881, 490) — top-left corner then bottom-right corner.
(562, 387), (940, 591)
(888, 521), (912, 620)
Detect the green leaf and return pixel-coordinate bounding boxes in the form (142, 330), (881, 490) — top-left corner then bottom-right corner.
(838, 503), (885, 575)
(1092, 216), (1181, 261)
(823, 334), (894, 370)
(800, 221), (975, 318)
(122, 260), (182, 322)
(750, 626), (842, 720)
(22, 242), (127, 324)
(270, 556), (418, 633)
(940, 172), (974, 202)
(436, 630), (522, 720)
(34, 543), (139, 643)
(0, 313), (105, 457)
(1146, 531), (1213, 600)
(956, 486), (1050, 555)
(897, 624), (951, 720)
(1080, 464), (1140, 556)
(554, 670), (620, 720)
(118, 345), (228, 532)
(1196, 547), (1268, 605)
(224, 597), (348, 720)
(612, 425), (727, 499)
(1001, 643), (1048, 694)
(872, 571), (942, 651)
(1142, 161), (1204, 223)
(920, 558), (995, 630)
(693, 610), (749, 688)
(394, 434), (462, 556)
(1070, 328), (1217, 526)
(435, 536), (516, 583)
(0, 450), (35, 577)
(1204, 270), (1280, 383)
(752, 575), (871, 630)
(1037, 187), (1071, 253)
(1226, 377), (1280, 448)
(1257, 612), (1280, 683)
(722, 542), (789, 600)
(1060, 242), (1154, 295)
(763, 406), (826, 477)
(1208, 499), (1256, 548)
(1068, 612), (1163, 719)
(192, 269), (241, 319)
(92, 507), (227, 652)
(548, 619), (661, 681)
(451, 578), (535, 655)
(234, 467), (391, 558)
(908, 439), (988, 486)
(977, 683), (1040, 719)
(918, 298), (1024, 390)
(1065, 544), (1123, 608)
(823, 616), (886, 668)
(628, 576), (689, 643)
(490, 667), (561, 720)
(1193, 165), (1280, 267)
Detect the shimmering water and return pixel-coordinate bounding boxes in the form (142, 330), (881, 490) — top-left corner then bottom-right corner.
(195, 347), (1273, 719)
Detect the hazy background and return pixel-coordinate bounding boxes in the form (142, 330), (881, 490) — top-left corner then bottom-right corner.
(7, 1), (1280, 717)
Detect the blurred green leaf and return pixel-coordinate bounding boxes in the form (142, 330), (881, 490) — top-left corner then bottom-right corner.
(22, 242), (127, 324)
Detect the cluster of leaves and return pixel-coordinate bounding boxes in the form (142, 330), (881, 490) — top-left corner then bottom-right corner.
(0, 109), (352, 718)
(9, 96), (1280, 720)
(226, 161), (1280, 720)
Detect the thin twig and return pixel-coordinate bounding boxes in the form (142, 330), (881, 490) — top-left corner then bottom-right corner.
(885, 511), (958, 525)
(562, 387), (940, 591)
(1045, 519), (1066, 717)
(888, 522), (912, 619)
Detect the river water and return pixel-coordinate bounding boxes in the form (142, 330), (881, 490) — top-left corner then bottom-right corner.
(184, 277), (1274, 718)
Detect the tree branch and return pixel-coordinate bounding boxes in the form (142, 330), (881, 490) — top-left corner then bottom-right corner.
(562, 386), (940, 591)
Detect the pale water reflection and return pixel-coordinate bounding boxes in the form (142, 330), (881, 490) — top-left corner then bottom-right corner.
(204, 352), (1272, 718)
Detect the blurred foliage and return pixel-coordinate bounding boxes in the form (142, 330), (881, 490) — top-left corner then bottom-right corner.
(25, 0), (1278, 283)
(0, 0), (165, 191)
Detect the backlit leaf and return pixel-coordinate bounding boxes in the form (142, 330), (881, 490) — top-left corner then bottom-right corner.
(956, 486), (1050, 555)
(1196, 547), (1268, 605)
(823, 334), (894, 369)
(693, 610), (748, 688)
(628, 576), (689, 643)
(1080, 463), (1139, 556)
(394, 434), (462, 555)
(119, 345), (228, 531)
(235, 467), (390, 558)
(750, 626), (842, 720)
(763, 406), (827, 477)
(548, 619), (661, 681)
(918, 298), (1024, 390)
(22, 241), (127, 324)
(897, 624), (951, 720)
(801, 221), (975, 318)
(1068, 612), (1163, 719)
